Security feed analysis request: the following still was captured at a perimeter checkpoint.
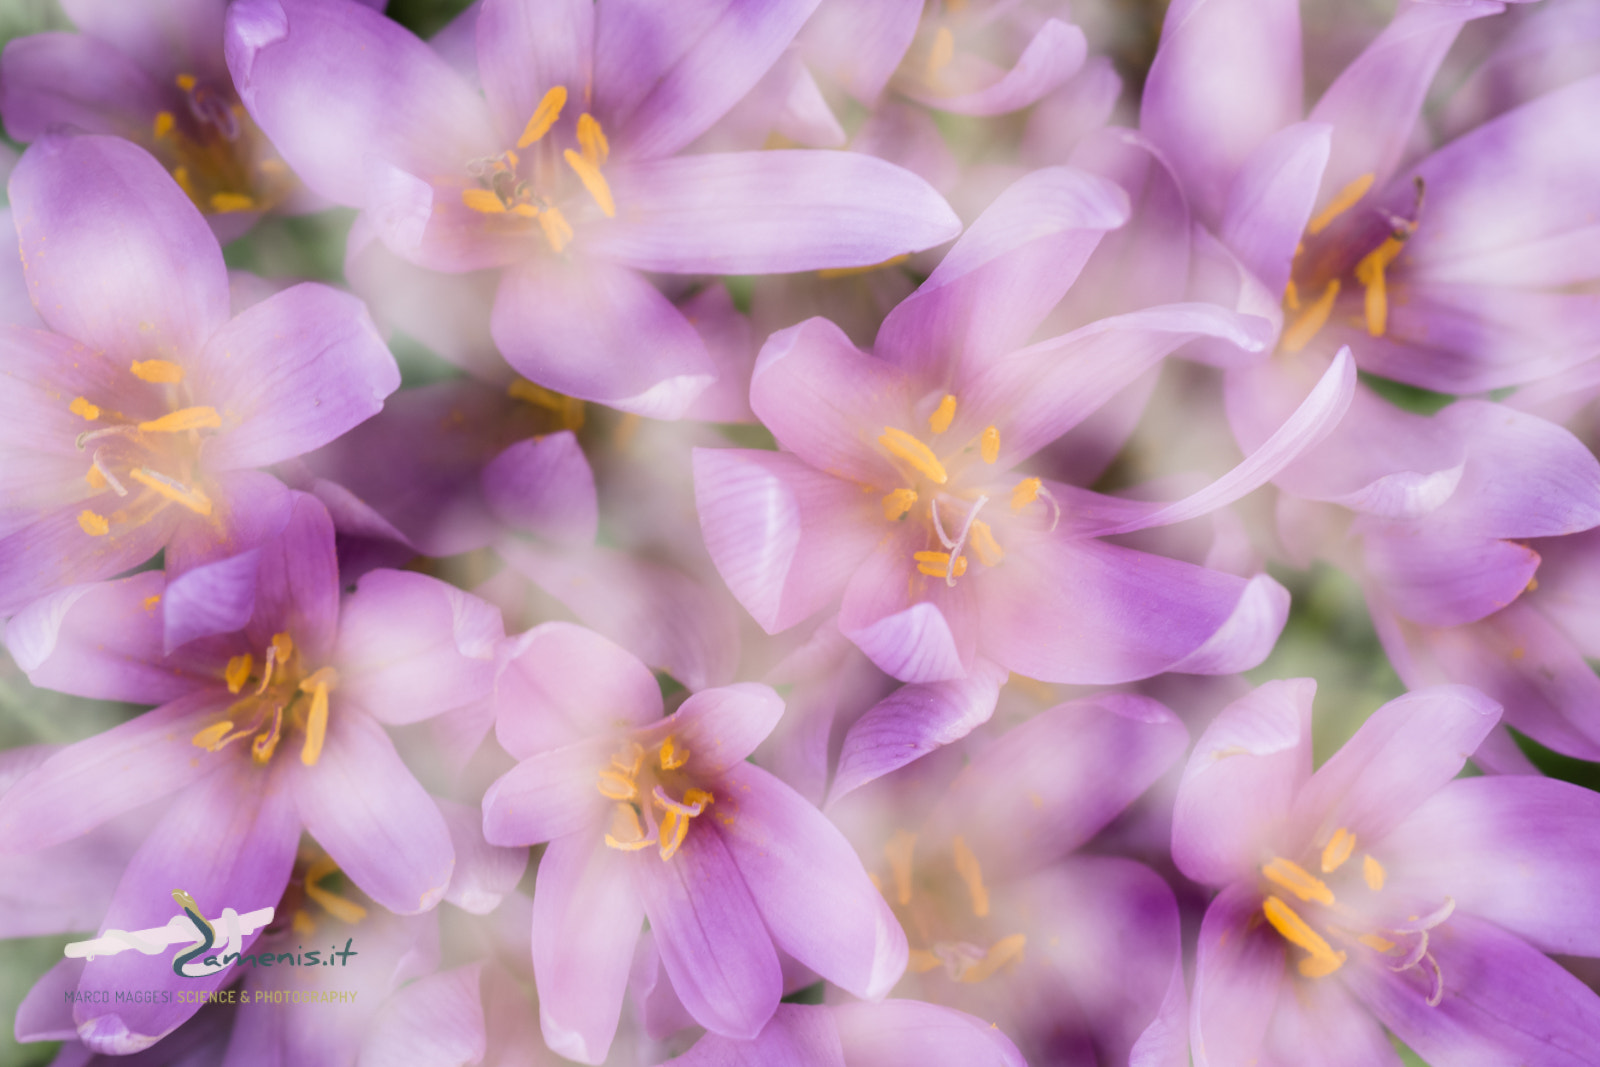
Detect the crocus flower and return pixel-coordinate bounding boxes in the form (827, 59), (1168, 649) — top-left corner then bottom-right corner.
(481, 622), (904, 1063)
(0, 133), (397, 617)
(225, 0), (961, 418)
(696, 164), (1354, 684)
(1175, 678), (1600, 1065)
(0, 493), (502, 1052)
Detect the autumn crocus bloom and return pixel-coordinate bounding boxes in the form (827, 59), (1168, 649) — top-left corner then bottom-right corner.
(0, 134), (397, 617)
(225, 0), (961, 418)
(0, 494), (503, 1053)
(481, 623), (904, 1063)
(1176, 679), (1600, 1065)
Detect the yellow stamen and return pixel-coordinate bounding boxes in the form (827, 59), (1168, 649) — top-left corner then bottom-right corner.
(928, 394), (957, 435)
(604, 803), (655, 851)
(1262, 895), (1346, 977)
(1354, 235), (1405, 337)
(979, 425), (1000, 464)
(951, 835), (989, 918)
(291, 909), (316, 936)
(1358, 933), (1396, 953)
(153, 111), (175, 139)
(86, 466), (107, 490)
(1262, 857), (1335, 905)
(1321, 828), (1356, 873)
(815, 253), (910, 280)
(959, 934), (1026, 983)
(563, 148), (616, 217)
(1010, 477), (1041, 511)
(576, 113), (609, 167)
(611, 741), (644, 777)
(878, 427), (947, 484)
(77, 510), (110, 536)
(914, 550), (967, 578)
(304, 856), (368, 924)
(127, 468), (212, 516)
(462, 188), (508, 214)
(908, 949), (942, 973)
(1284, 277), (1301, 311)
(504, 149), (520, 169)
(684, 787), (714, 808)
(538, 207), (574, 253)
(1306, 172), (1375, 236)
(175, 73), (197, 91)
(300, 681), (329, 766)
(510, 202), (539, 218)
(885, 829), (916, 906)
(130, 359), (184, 384)
(69, 396), (100, 421)
(137, 406), (220, 433)
(882, 487), (918, 522)
(659, 735), (689, 770)
(658, 808), (691, 861)
(272, 632), (295, 664)
(927, 26), (956, 78)
(969, 519), (1004, 567)
(191, 720), (234, 751)
(597, 770), (637, 800)
(1280, 279), (1340, 354)
(1363, 854), (1386, 891)
(224, 653), (253, 695)
(517, 85), (568, 148)
(209, 192), (256, 213)
(251, 705), (283, 763)
(172, 166), (195, 198)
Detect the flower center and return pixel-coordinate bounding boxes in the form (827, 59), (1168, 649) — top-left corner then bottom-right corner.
(459, 86), (616, 254)
(190, 631), (339, 768)
(152, 73), (290, 216)
(878, 829), (1028, 986)
(597, 735), (714, 862)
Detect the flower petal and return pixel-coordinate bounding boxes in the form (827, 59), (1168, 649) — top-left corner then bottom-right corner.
(1218, 121), (1331, 296)
(482, 432), (598, 547)
(903, 19), (1087, 116)
(357, 961), (487, 1067)
(1190, 882), (1284, 1067)
(833, 1000), (1028, 1067)
(662, 684), (784, 774)
(161, 549), (261, 654)
(0, 32), (164, 142)
(838, 524), (972, 684)
(493, 621), (663, 758)
(481, 738), (613, 847)
(436, 798), (527, 916)
(476, 0), (593, 145)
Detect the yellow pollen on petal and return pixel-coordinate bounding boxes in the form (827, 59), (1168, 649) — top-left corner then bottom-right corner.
(191, 720), (234, 751)
(175, 73), (197, 91)
(928, 394), (957, 435)
(299, 681), (329, 766)
(1359, 933), (1396, 953)
(153, 111), (175, 139)
(958, 934), (1026, 984)
(951, 835), (990, 918)
(1262, 895), (1346, 977)
(142, 594), (161, 611)
(1354, 235), (1405, 338)
(969, 519), (1004, 567)
(914, 550), (967, 578)
(137, 406), (220, 433)
(1281, 279), (1340, 354)
(659, 735), (690, 770)
(305, 856), (369, 924)
(77, 510), (110, 536)
(576, 113), (610, 166)
(979, 425), (1000, 464)
(1321, 828), (1356, 873)
(462, 187), (508, 214)
(209, 192), (256, 213)
(878, 427), (947, 484)
(563, 148), (616, 218)
(1363, 854), (1386, 891)
(225, 653), (253, 695)
(908, 949), (942, 973)
(1010, 477), (1041, 511)
(885, 829), (917, 906)
(130, 359), (184, 384)
(69, 396), (100, 421)
(128, 468), (212, 516)
(1262, 857), (1335, 905)
(604, 803), (655, 851)
(1306, 172), (1376, 236)
(517, 85), (568, 148)
(882, 487), (918, 522)
(597, 770), (637, 801)
(927, 26), (956, 79)
(538, 206), (575, 253)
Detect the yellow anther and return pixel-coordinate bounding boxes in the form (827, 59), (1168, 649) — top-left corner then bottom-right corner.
(597, 770), (637, 800)
(172, 166), (195, 197)
(128, 468), (213, 516)
(959, 934), (1026, 984)
(683, 788), (714, 808)
(538, 206), (574, 253)
(979, 425), (1000, 464)
(928, 394), (957, 435)
(1321, 828), (1356, 873)
(291, 909), (316, 936)
(1363, 854), (1386, 891)
(815, 253), (910, 280)
(914, 550), (967, 578)
(224, 653), (253, 695)
(659, 735), (689, 770)
(86, 466), (108, 490)
(908, 949), (942, 973)
(576, 113), (609, 167)
(1010, 477), (1041, 511)
(69, 396), (100, 421)
(1306, 172), (1375, 236)
(510, 202), (539, 218)
(1284, 278), (1301, 312)
(251, 705), (283, 763)
(77, 510), (110, 537)
(563, 148), (616, 217)
(878, 427), (947, 484)
(517, 85), (568, 148)
(153, 111), (175, 139)
(658, 808), (691, 861)
(305, 855), (369, 924)
(1280, 279), (1340, 354)
(1358, 933), (1396, 953)
(209, 192), (256, 213)
(969, 519), (1004, 567)
(604, 803), (655, 851)
(462, 187), (508, 214)
(191, 721), (233, 751)
(1262, 895), (1346, 977)
(927, 26), (956, 78)
(610, 740), (644, 777)
(130, 359), (184, 384)
(1262, 857), (1335, 905)
(300, 680), (329, 766)
(882, 488), (918, 522)
(137, 406), (221, 433)
(951, 836), (990, 918)
(175, 73), (197, 91)
(1354, 236), (1405, 337)
(885, 829), (917, 906)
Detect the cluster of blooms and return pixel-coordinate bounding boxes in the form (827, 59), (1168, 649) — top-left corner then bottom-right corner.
(3, 0), (1600, 1064)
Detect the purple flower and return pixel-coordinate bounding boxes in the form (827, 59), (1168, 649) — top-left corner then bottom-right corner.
(1174, 678), (1600, 1065)
(224, 0), (961, 418)
(0, 133), (398, 617)
(481, 622), (904, 1063)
